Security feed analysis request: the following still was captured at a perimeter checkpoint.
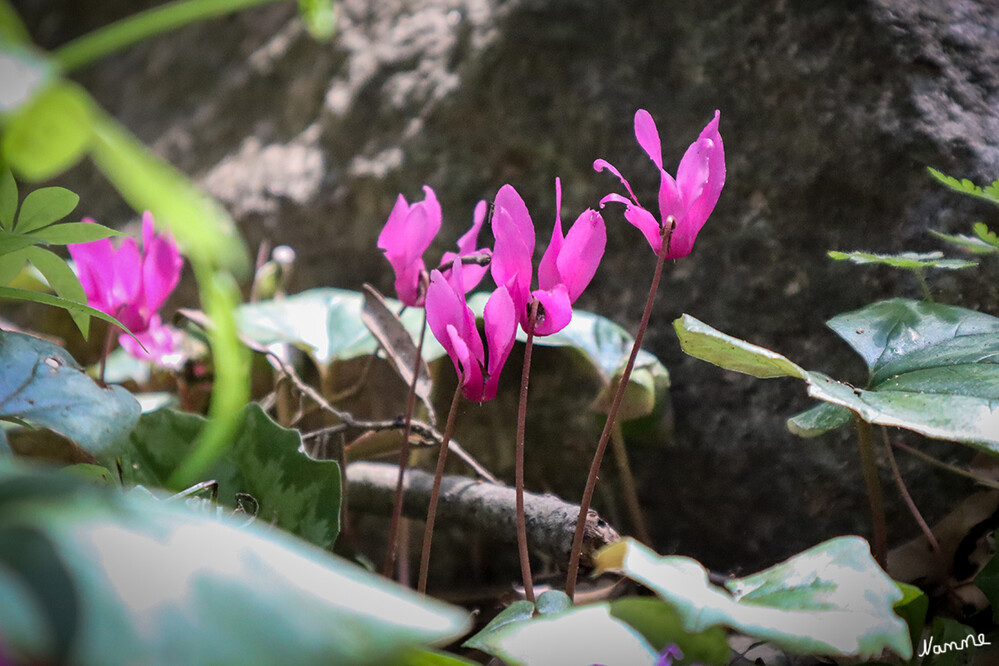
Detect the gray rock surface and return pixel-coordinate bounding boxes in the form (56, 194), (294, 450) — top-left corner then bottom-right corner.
(17, 0), (999, 572)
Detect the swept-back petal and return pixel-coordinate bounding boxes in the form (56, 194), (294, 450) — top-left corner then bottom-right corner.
(593, 159), (640, 205)
(491, 186), (535, 314)
(674, 137), (712, 212)
(119, 315), (183, 368)
(634, 109), (663, 170)
(441, 199), (491, 293)
(530, 284), (572, 336)
(141, 213), (183, 313)
(666, 111), (725, 259)
(481, 285), (516, 401)
(557, 209), (606, 302)
(377, 194), (412, 256)
(111, 238), (142, 311)
(447, 324), (484, 400)
(67, 225), (115, 309)
(537, 178), (565, 292)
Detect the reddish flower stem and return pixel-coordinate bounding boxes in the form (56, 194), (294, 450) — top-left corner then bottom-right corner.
(565, 219), (674, 600)
(383, 308), (428, 580)
(515, 300), (540, 603)
(417, 382), (463, 594)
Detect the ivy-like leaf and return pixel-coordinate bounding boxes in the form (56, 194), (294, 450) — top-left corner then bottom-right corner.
(827, 250), (976, 271)
(0, 330), (139, 452)
(15, 186), (79, 233)
(102, 404), (340, 548)
(596, 537), (911, 660)
(677, 301), (999, 449)
(0, 461), (470, 665)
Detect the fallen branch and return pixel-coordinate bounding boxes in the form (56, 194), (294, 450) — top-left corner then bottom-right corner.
(346, 462), (621, 567)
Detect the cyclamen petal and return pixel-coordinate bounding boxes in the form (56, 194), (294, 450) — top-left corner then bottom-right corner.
(440, 199), (491, 293)
(556, 209), (605, 302)
(530, 284), (572, 336)
(596, 109), (725, 259)
(377, 186), (442, 306)
(482, 285), (516, 401)
(68, 213), (184, 364)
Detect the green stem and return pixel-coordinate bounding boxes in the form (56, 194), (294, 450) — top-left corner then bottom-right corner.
(515, 300), (539, 603)
(855, 418), (887, 568)
(52, 0), (282, 72)
(565, 218), (674, 600)
(417, 383), (463, 594)
(383, 309), (428, 580)
(610, 422), (652, 545)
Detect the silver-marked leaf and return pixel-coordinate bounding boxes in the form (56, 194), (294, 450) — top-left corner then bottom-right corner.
(596, 537), (911, 660)
(786, 402), (853, 438)
(0, 330), (138, 451)
(102, 404), (340, 548)
(0, 461), (470, 665)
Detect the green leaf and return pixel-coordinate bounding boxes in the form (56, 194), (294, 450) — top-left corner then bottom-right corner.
(471, 603), (659, 666)
(827, 250), (976, 271)
(0, 164), (17, 229)
(0, 460), (471, 665)
(31, 221), (122, 245)
(673, 314), (807, 380)
(973, 222), (999, 248)
(893, 582), (927, 659)
(0, 247), (28, 285)
(0, 230), (44, 258)
(0, 330), (139, 452)
(389, 648), (479, 666)
(786, 401), (854, 438)
(24, 246), (88, 337)
(827, 299), (999, 375)
(88, 109), (246, 274)
(930, 229), (999, 255)
(928, 167), (999, 206)
(298, 0), (337, 39)
(15, 186), (79, 233)
(1, 82), (93, 182)
(0, 286), (131, 336)
(609, 597), (730, 665)
(677, 302), (999, 448)
(102, 404), (340, 548)
(535, 590), (572, 615)
(462, 601), (536, 652)
(239, 287), (444, 366)
(596, 537), (912, 660)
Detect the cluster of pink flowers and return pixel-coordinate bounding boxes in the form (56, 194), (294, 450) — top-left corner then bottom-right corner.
(68, 212), (184, 368)
(379, 109), (725, 399)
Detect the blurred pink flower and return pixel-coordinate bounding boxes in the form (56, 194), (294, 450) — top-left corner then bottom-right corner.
(68, 212), (183, 366)
(595, 109), (725, 258)
(426, 259), (516, 402)
(378, 186), (490, 307)
(490, 180), (606, 336)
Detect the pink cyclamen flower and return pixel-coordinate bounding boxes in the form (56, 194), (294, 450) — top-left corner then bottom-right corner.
(377, 186), (491, 306)
(490, 180), (606, 336)
(595, 109), (725, 258)
(68, 212), (183, 366)
(425, 259), (516, 402)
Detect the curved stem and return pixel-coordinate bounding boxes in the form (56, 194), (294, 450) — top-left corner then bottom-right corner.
(881, 427), (947, 576)
(383, 309), (428, 580)
(515, 300), (539, 602)
(855, 418), (887, 568)
(893, 439), (999, 491)
(417, 383), (463, 594)
(53, 0), (281, 72)
(565, 219), (673, 599)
